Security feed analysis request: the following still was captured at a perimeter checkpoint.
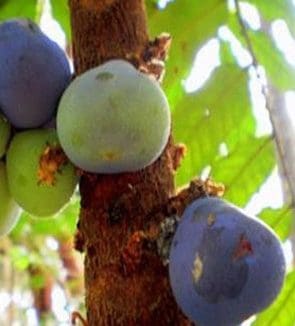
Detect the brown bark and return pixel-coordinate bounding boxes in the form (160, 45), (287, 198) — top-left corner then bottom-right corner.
(59, 237), (84, 297)
(70, 0), (149, 75)
(68, 1), (210, 325)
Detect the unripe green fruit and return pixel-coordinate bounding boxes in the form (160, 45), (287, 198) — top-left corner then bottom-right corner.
(0, 113), (11, 158)
(0, 161), (21, 236)
(57, 59), (171, 173)
(7, 129), (78, 217)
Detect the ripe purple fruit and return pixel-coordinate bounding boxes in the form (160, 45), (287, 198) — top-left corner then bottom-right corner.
(0, 19), (71, 128)
(169, 197), (286, 326)
(57, 59), (170, 173)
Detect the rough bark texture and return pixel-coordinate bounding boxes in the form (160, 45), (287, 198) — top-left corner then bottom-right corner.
(68, 1), (217, 325)
(70, 0), (149, 75)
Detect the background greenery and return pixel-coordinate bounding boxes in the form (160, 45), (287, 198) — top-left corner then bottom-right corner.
(0, 0), (294, 324)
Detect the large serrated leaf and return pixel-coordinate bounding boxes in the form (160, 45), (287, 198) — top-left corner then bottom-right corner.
(147, 0), (228, 103)
(0, 0), (38, 21)
(211, 136), (276, 205)
(50, 0), (71, 41)
(173, 64), (255, 186)
(253, 270), (295, 326)
(259, 206), (293, 241)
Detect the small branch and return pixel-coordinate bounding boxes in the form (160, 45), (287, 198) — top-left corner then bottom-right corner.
(119, 178), (224, 268)
(165, 178), (224, 216)
(234, 0), (258, 67)
(71, 311), (88, 326)
(234, 0), (295, 209)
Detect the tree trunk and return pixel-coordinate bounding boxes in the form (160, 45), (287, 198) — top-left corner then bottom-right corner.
(68, 0), (191, 324)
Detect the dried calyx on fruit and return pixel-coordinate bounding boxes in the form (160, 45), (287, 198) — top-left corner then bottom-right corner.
(169, 197), (286, 326)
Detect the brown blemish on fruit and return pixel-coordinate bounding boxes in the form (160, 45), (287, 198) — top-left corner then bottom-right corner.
(37, 144), (68, 186)
(192, 254), (203, 284)
(207, 213), (216, 226)
(102, 150), (121, 161)
(233, 234), (253, 261)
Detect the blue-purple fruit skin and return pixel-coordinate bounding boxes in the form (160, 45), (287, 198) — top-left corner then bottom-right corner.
(0, 19), (71, 128)
(169, 197), (286, 326)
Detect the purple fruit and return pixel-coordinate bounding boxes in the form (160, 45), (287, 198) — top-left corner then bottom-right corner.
(0, 19), (71, 128)
(169, 197), (286, 326)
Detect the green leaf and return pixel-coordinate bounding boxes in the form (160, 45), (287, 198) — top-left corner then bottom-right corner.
(50, 0), (71, 41)
(30, 274), (46, 290)
(219, 39), (238, 65)
(211, 136), (276, 205)
(226, 9), (295, 91)
(9, 246), (31, 270)
(227, 6), (295, 91)
(173, 64), (255, 186)
(247, 0), (295, 36)
(147, 0), (228, 103)
(0, 0), (38, 21)
(259, 206), (293, 241)
(250, 31), (295, 91)
(253, 270), (295, 326)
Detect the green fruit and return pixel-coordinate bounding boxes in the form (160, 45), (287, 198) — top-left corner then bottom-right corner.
(0, 161), (21, 236)
(0, 113), (11, 158)
(57, 59), (171, 173)
(7, 129), (78, 217)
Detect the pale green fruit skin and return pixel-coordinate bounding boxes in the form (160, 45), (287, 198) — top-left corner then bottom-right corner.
(7, 129), (78, 217)
(57, 59), (171, 173)
(0, 161), (21, 236)
(0, 113), (11, 158)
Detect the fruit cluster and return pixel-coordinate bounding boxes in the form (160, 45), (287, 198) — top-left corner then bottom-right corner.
(0, 18), (285, 325)
(0, 19), (170, 233)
